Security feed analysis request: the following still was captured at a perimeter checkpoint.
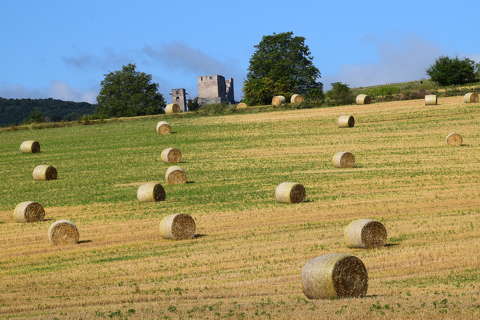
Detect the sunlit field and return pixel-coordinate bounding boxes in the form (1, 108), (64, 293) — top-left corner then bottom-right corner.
(1, 96), (480, 319)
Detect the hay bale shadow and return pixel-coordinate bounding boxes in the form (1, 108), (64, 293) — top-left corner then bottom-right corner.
(78, 240), (92, 244)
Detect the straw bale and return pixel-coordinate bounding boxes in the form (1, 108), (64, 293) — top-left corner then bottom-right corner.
(165, 166), (187, 184)
(20, 140), (40, 153)
(290, 94), (305, 104)
(159, 214), (196, 240)
(275, 182), (306, 203)
(464, 92), (479, 103)
(13, 201), (45, 222)
(271, 96), (286, 106)
(344, 219), (387, 248)
(337, 115), (355, 128)
(356, 94), (371, 105)
(32, 165), (57, 181)
(48, 220), (79, 245)
(446, 132), (463, 146)
(332, 152), (355, 168)
(137, 182), (166, 202)
(165, 103), (181, 114)
(425, 95), (437, 105)
(161, 147), (182, 163)
(237, 102), (248, 109)
(156, 121), (171, 135)
(302, 253), (368, 299)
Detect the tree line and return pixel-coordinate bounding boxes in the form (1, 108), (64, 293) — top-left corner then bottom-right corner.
(2, 32), (479, 126)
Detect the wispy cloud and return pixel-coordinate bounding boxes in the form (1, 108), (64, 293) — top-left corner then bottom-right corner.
(63, 49), (133, 70)
(143, 42), (237, 76)
(324, 35), (442, 88)
(0, 82), (97, 103)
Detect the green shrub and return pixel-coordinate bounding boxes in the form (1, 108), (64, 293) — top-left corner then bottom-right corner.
(427, 56), (477, 86)
(325, 82), (354, 106)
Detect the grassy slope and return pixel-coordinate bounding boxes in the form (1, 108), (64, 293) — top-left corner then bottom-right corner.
(1, 96), (480, 319)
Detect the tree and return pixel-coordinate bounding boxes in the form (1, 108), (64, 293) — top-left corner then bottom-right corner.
(325, 82), (354, 106)
(243, 32), (321, 105)
(23, 108), (45, 124)
(427, 56), (477, 86)
(96, 64), (165, 117)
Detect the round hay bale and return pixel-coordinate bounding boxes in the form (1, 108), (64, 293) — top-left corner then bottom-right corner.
(271, 95), (286, 106)
(464, 92), (479, 103)
(161, 147), (182, 163)
(156, 121), (171, 135)
(13, 201), (45, 222)
(332, 152), (355, 168)
(159, 214), (196, 240)
(356, 94), (371, 105)
(446, 132), (463, 146)
(344, 219), (387, 248)
(165, 166), (187, 184)
(425, 94), (437, 105)
(137, 182), (166, 202)
(48, 220), (79, 245)
(290, 94), (305, 104)
(275, 182), (306, 203)
(237, 102), (248, 109)
(20, 140), (40, 153)
(302, 253), (368, 299)
(32, 165), (57, 181)
(337, 115), (355, 128)
(165, 103), (181, 114)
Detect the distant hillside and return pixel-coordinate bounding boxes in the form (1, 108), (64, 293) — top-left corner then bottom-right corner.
(351, 80), (480, 102)
(0, 97), (96, 127)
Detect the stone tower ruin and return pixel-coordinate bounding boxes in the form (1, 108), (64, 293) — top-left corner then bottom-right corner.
(170, 88), (187, 111)
(197, 75), (235, 105)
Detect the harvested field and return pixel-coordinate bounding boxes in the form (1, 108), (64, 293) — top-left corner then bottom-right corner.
(0, 96), (480, 319)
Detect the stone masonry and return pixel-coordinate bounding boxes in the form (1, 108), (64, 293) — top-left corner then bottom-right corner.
(170, 88), (187, 111)
(197, 75), (235, 105)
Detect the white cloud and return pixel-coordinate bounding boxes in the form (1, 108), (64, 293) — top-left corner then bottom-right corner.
(0, 82), (97, 103)
(62, 48), (133, 71)
(324, 35), (443, 88)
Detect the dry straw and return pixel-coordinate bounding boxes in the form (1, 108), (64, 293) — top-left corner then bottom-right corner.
(161, 147), (182, 163)
(337, 115), (355, 128)
(271, 95), (286, 106)
(302, 253), (368, 299)
(237, 102), (248, 109)
(425, 94), (438, 105)
(290, 94), (305, 104)
(464, 92), (479, 103)
(137, 182), (166, 202)
(344, 219), (387, 248)
(156, 121), (171, 135)
(32, 165), (57, 181)
(165, 103), (181, 114)
(20, 140), (40, 153)
(356, 94), (371, 105)
(165, 166), (187, 184)
(332, 152), (355, 168)
(48, 220), (79, 245)
(13, 201), (45, 222)
(159, 214), (196, 240)
(446, 132), (463, 146)
(275, 182), (306, 203)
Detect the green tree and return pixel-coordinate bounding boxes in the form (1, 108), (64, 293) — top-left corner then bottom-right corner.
(243, 32), (321, 105)
(325, 82), (354, 106)
(23, 108), (45, 124)
(96, 64), (165, 117)
(427, 56), (477, 86)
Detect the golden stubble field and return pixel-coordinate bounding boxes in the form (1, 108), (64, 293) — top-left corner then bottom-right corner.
(1, 96), (480, 319)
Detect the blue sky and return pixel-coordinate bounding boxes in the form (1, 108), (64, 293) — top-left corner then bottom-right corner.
(1, 0), (479, 103)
